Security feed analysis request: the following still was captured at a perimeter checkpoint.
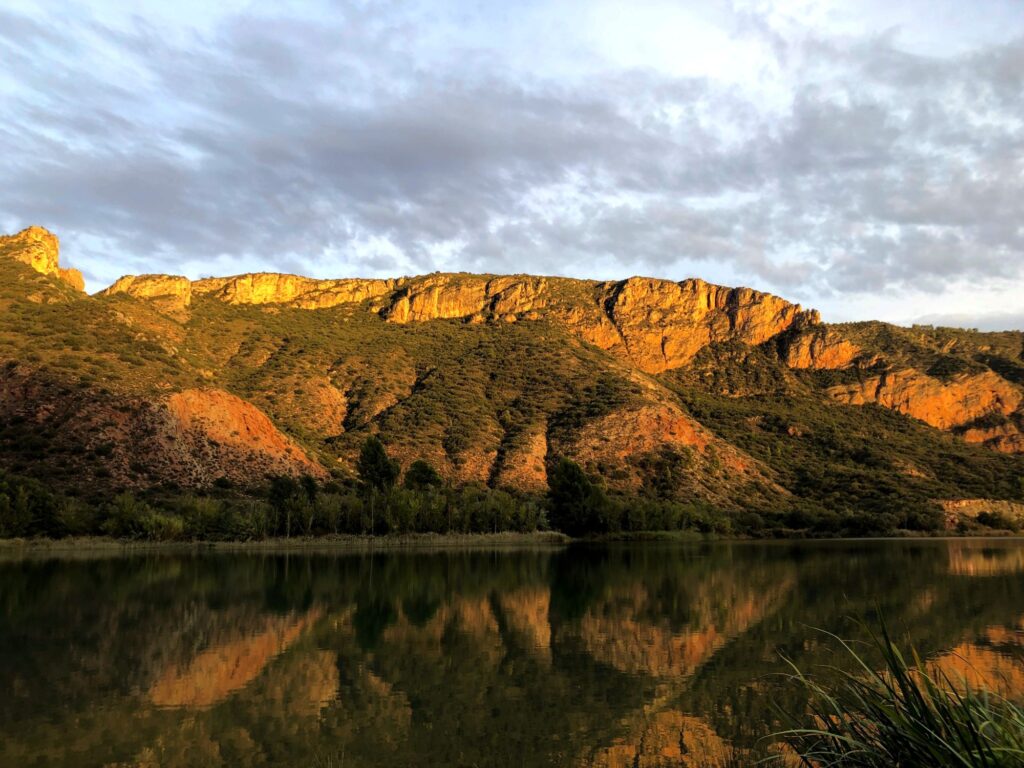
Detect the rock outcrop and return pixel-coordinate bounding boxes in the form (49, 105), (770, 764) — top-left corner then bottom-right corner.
(378, 274), (818, 373)
(782, 327), (863, 369)
(0, 226), (84, 291)
(939, 499), (1024, 531)
(594, 277), (820, 373)
(827, 369), (1023, 431)
(0, 365), (326, 490)
(382, 274), (549, 323)
(100, 274), (193, 313)
(192, 273), (400, 308)
(101, 266), (818, 373)
(163, 388), (327, 482)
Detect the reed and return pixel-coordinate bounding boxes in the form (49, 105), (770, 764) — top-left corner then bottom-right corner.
(777, 624), (1024, 767)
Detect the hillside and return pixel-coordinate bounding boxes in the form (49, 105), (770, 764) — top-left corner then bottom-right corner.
(1, 226), (1023, 532)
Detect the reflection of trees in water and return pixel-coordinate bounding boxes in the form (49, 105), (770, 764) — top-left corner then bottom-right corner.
(0, 542), (1023, 766)
(947, 540), (1024, 576)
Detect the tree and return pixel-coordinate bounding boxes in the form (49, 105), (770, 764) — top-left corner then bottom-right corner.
(404, 459), (443, 491)
(300, 474), (319, 504)
(547, 457), (606, 536)
(268, 475), (302, 538)
(357, 436), (400, 492)
(357, 436), (400, 534)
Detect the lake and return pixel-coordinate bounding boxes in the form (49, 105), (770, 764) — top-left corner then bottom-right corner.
(1, 539), (1022, 767)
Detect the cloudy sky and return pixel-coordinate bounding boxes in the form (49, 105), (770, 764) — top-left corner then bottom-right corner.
(2, 1), (1022, 328)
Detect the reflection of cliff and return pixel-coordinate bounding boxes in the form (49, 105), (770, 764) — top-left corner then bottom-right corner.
(497, 586), (552, 663)
(931, 641), (1024, 698)
(948, 545), (1024, 576)
(928, 618), (1024, 699)
(570, 573), (795, 678)
(579, 710), (737, 768)
(148, 608), (323, 708)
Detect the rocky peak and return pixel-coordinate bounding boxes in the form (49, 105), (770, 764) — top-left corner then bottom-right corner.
(101, 272), (193, 305)
(0, 225), (84, 291)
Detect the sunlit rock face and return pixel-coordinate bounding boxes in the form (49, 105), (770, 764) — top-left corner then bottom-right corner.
(594, 277), (820, 374)
(940, 500), (1024, 533)
(100, 274), (193, 314)
(828, 369), (1024, 450)
(192, 273), (401, 308)
(382, 275), (549, 324)
(782, 327), (863, 369)
(0, 226), (84, 291)
(382, 274), (818, 373)
(163, 388), (328, 481)
(102, 261), (818, 375)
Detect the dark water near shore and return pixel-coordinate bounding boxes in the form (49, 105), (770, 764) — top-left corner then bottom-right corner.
(1, 539), (1023, 767)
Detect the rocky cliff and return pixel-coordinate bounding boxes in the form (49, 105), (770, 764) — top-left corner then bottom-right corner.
(0, 226), (85, 291)
(1, 226), (1023, 507)
(98, 267), (820, 373)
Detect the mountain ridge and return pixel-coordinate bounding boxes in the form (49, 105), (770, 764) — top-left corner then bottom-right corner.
(1, 225), (1022, 528)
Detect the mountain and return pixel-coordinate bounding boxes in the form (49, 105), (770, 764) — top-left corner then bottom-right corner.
(1, 226), (1022, 525)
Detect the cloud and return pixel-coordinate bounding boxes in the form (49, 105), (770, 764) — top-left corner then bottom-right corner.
(0, 0), (1022, 325)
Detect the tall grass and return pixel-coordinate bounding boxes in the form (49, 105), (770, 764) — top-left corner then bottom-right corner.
(777, 625), (1024, 767)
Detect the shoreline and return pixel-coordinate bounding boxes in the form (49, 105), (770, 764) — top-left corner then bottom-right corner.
(0, 531), (572, 558)
(1, 529), (1021, 559)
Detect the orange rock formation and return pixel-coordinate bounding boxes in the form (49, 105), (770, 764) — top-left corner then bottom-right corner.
(0, 226), (84, 291)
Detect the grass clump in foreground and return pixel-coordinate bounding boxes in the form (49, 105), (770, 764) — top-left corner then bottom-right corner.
(778, 624), (1024, 767)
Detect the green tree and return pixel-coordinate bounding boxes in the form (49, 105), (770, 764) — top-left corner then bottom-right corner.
(268, 475), (302, 538)
(357, 436), (400, 534)
(299, 474), (319, 504)
(404, 459), (443, 491)
(547, 457), (606, 536)
(357, 436), (400, 492)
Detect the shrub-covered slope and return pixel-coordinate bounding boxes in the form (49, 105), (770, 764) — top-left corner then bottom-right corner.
(1, 226), (1023, 526)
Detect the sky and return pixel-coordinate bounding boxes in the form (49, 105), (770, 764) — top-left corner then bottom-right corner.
(1, 0), (1022, 329)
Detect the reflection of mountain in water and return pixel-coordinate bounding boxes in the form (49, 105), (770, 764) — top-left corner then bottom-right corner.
(929, 618), (1024, 698)
(149, 609), (324, 708)
(571, 574), (794, 678)
(0, 542), (1023, 767)
(948, 542), (1024, 576)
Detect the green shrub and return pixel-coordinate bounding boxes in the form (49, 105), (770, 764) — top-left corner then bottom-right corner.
(100, 493), (156, 538)
(976, 510), (1020, 532)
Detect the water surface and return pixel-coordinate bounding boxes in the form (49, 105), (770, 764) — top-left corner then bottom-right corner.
(1, 539), (1023, 766)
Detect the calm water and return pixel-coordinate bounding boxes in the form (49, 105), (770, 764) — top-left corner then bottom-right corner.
(1, 539), (1023, 767)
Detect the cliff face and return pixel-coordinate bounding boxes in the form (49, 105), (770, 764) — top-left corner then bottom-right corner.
(828, 369), (1024, 444)
(192, 273), (401, 308)
(0, 226), (84, 291)
(1, 225), (1023, 502)
(782, 327), (863, 369)
(97, 267), (819, 373)
(596, 277), (819, 373)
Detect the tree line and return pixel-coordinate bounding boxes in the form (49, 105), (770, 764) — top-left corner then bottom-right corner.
(0, 436), (1019, 540)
